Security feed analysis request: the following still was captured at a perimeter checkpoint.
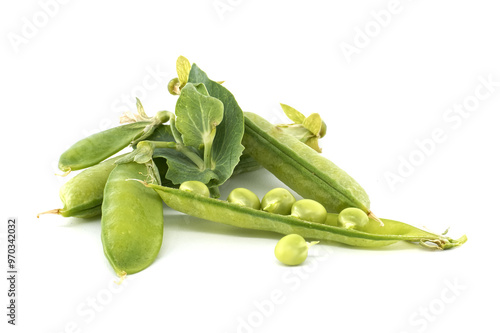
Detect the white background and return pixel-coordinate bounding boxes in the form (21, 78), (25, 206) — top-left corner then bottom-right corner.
(1, 0), (499, 332)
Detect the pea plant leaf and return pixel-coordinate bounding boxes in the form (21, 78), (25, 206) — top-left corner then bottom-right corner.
(176, 55), (191, 88)
(146, 125), (217, 187)
(175, 83), (224, 149)
(303, 113), (322, 136)
(187, 63), (245, 188)
(280, 103), (305, 124)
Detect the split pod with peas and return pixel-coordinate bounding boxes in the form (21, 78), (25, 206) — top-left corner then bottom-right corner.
(146, 183), (466, 249)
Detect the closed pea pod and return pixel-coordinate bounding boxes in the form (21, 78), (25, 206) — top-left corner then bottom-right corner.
(242, 112), (382, 224)
(101, 162), (164, 276)
(147, 183), (466, 249)
(58, 107), (170, 173)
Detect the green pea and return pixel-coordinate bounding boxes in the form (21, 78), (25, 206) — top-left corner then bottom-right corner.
(227, 188), (261, 210)
(261, 188), (296, 215)
(101, 162), (164, 276)
(290, 199), (327, 224)
(179, 181), (210, 197)
(338, 207), (369, 230)
(274, 234), (319, 266)
(324, 213), (338, 227)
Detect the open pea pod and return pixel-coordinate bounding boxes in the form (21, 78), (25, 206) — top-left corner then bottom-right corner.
(147, 184), (466, 250)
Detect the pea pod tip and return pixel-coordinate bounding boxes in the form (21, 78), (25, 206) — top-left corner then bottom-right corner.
(37, 209), (61, 218)
(55, 169), (71, 177)
(114, 271), (127, 285)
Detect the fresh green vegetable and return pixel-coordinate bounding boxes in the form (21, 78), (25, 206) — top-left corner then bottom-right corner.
(261, 188), (296, 215)
(118, 65), (245, 193)
(275, 234), (318, 266)
(290, 199), (328, 224)
(44, 55), (467, 279)
(101, 162), (164, 276)
(58, 99), (169, 173)
(227, 188), (261, 210)
(338, 207), (369, 230)
(242, 112), (380, 224)
(179, 180), (210, 197)
(147, 183), (466, 249)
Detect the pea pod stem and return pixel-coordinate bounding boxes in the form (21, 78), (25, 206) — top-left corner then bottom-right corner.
(146, 183), (466, 250)
(118, 140), (205, 170)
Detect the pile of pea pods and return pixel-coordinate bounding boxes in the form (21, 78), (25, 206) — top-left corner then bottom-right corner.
(41, 56), (467, 277)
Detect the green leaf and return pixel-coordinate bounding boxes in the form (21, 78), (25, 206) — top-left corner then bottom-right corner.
(176, 56), (191, 88)
(187, 64), (245, 187)
(175, 83), (224, 149)
(164, 153), (219, 185)
(303, 113), (322, 136)
(280, 103), (305, 124)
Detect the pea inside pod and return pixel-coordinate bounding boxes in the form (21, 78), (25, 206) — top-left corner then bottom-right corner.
(179, 180), (210, 197)
(148, 183), (467, 249)
(338, 207), (369, 230)
(261, 188), (296, 215)
(227, 188), (261, 210)
(291, 199), (327, 224)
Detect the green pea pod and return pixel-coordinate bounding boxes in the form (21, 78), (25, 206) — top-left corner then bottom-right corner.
(242, 112), (372, 216)
(101, 162), (164, 276)
(148, 184), (466, 250)
(58, 110), (170, 173)
(38, 155), (127, 218)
